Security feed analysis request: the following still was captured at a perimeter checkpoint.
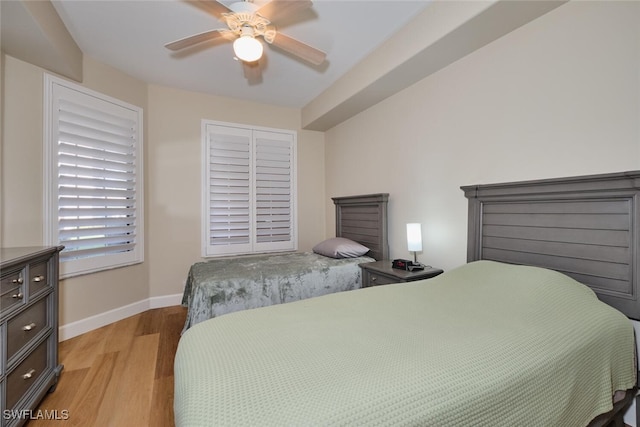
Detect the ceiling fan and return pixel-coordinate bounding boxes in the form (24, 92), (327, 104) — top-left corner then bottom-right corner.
(165, 0), (327, 73)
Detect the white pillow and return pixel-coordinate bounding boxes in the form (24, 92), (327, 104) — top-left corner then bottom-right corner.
(312, 237), (369, 259)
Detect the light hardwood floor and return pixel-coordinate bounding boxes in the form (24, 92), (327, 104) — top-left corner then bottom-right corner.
(28, 306), (186, 427)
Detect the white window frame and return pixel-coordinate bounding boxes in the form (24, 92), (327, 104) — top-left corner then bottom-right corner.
(44, 74), (144, 278)
(202, 120), (297, 257)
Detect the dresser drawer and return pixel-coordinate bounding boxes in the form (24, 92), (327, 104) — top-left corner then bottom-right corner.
(1, 269), (25, 313)
(365, 272), (399, 287)
(7, 298), (50, 363)
(6, 337), (50, 411)
(1, 268), (24, 294)
(28, 260), (50, 297)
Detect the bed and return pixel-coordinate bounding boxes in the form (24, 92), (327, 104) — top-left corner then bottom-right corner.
(181, 193), (389, 331)
(174, 171), (640, 426)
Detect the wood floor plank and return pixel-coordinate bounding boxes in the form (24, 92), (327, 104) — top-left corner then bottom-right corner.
(58, 323), (112, 371)
(101, 312), (139, 352)
(150, 376), (176, 427)
(27, 368), (89, 426)
(155, 312), (185, 379)
(135, 308), (162, 336)
(67, 351), (120, 427)
(56, 334), (80, 364)
(92, 332), (159, 426)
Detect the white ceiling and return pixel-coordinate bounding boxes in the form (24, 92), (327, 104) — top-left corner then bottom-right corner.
(50, 0), (431, 108)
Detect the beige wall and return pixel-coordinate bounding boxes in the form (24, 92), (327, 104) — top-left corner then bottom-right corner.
(146, 84), (326, 298)
(1, 55), (150, 325)
(324, 1), (640, 272)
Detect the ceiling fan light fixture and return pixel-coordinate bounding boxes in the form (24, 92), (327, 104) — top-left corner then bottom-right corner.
(233, 35), (263, 62)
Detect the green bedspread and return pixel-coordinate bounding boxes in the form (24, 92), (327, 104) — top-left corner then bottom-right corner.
(174, 260), (636, 426)
(181, 252), (374, 332)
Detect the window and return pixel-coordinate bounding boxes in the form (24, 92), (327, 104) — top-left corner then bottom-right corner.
(44, 75), (144, 278)
(202, 120), (297, 257)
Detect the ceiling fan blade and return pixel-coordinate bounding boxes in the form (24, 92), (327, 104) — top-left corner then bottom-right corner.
(256, 0), (312, 23)
(270, 32), (326, 65)
(165, 29), (233, 51)
(186, 0), (233, 20)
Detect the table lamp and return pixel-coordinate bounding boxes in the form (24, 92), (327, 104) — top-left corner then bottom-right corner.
(406, 223), (422, 264)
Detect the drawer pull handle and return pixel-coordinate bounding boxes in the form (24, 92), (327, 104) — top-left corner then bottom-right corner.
(12, 278), (24, 284)
(22, 369), (36, 380)
(11, 292), (23, 299)
(33, 275), (45, 282)
(22, 323), (36, 331)
(371, 277), (377, 281)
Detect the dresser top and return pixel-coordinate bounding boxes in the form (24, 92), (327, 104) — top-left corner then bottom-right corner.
(359, 260), (444, 280)
(0, 246), (64, 267)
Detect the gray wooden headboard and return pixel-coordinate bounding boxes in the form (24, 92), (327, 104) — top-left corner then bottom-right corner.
(332, 193), (389, 261)
(461, 171), (640, 320)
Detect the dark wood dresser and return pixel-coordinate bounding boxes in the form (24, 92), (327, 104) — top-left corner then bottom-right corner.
(0, 246), (64, 426)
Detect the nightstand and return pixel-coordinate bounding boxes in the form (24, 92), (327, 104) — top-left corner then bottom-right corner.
(359, 260), (444, 287)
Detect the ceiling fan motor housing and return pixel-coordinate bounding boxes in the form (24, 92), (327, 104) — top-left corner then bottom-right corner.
(224, 10), (274, 43)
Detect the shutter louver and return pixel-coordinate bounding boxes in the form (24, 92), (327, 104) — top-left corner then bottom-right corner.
(57, 99), (139, 262)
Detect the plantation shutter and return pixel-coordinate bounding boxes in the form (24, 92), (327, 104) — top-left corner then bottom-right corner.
(203, 122), (296, 257)
(207, 125), (252, 254)
(56, 98), (138, 262)
(46, 75), (144, 278)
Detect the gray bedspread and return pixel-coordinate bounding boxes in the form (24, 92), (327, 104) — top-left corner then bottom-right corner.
(181, 251), (374, 331)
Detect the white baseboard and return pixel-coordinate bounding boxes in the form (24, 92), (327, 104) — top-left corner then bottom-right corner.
(149, 293), (183, 309)
(58, 293), (183, 341)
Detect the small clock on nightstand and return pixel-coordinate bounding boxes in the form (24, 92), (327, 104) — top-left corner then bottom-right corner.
(359, 260), (444, 287)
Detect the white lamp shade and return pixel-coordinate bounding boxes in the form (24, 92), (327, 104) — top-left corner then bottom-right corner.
(407, 223), (423, 252)
(233, 36), (263, 62)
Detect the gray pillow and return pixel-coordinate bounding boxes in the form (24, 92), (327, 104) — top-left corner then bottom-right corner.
(312, 237), (369, 259)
